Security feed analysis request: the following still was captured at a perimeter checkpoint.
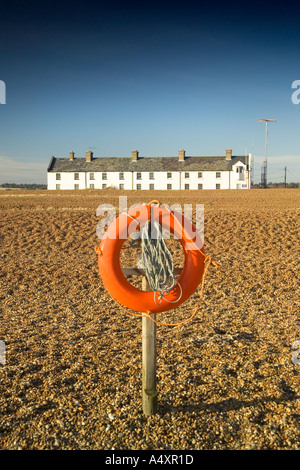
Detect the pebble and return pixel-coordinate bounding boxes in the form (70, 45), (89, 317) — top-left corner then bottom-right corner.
(0, 190), (299, 450)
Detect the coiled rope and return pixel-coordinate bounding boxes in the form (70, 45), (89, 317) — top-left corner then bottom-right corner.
(140, 219), (182, 305)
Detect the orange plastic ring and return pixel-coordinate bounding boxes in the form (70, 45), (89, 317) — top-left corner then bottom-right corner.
(96, 203), (205, 314)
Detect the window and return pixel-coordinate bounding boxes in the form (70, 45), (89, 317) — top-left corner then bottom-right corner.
(56, 184), (61, 190)
(167, 183), (172, 190)
(90, 172), (95, 180)
(149, 184), (154, 190)
(216, 184), (221, 189)
(198, 172), (203, 178)
(119, 172), (124, 180)
(119, 184), (124, 190)
(56, 173), (61, 180)
(102, 184), (107, 189)
(102, 172), (107, 180)
(236, 166), (243, 173)
(137, 172), (142, 180)
(198, 184), (203, 190)
(74, 184), (79, 190)
(89, 184), (95, 189)
(185, 172), (189, 179)
(185, 183), (189, 190)
(74, 173), (79, 180)
(136, 184), (141, 190)
(167, 172), (172, 179)
(149, 172), (154, 180)
(216, 172), (221, 178)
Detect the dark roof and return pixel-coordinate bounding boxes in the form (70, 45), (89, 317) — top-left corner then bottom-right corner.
(47, 155), (248, 173)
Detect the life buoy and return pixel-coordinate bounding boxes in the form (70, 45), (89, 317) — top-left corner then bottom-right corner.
(96, 202), (205, 314)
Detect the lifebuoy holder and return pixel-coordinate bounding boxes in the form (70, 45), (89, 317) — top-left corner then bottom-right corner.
(96, 202), (206, 315)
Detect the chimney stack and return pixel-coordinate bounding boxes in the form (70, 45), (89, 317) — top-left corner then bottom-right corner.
(179, 149), (185, 161)
(69, 151), (75, 161)
(226, 148), (232, 160)
(86, 150), (93, 162)
(132, 150), (139, 161)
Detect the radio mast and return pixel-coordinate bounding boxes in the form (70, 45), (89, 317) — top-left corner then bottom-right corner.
(257, 118), (277, 188)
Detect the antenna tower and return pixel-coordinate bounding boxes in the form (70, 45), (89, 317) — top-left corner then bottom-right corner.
(257, 118), (277, 188)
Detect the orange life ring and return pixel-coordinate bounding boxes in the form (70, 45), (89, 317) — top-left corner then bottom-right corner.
(96, 203), (205, 314)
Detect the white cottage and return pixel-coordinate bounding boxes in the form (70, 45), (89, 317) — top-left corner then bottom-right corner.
(47, 148), (251, 190)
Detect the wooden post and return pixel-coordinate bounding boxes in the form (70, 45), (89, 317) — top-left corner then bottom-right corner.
(142, 276), (158, 416)
(122, 267), (183, 416)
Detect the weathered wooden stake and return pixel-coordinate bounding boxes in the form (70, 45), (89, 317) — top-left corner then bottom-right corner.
(142, 276), (158, 416)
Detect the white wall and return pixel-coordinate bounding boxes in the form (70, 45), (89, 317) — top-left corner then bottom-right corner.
(47, 172), (56, 190)
(88, 171), (132, 190)
(231, 162), (249, 189)
(47, 168), (251, 190)
(47, 172), (85, 190)
(132, 172), (181, 190)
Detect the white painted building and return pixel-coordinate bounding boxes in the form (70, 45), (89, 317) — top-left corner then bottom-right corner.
(47, 148), (251, 190)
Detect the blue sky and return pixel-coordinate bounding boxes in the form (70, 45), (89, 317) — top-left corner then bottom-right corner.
(0, 0), (299, 184)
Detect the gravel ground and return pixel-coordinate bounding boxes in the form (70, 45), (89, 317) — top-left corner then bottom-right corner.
(0, 189), (299, 450)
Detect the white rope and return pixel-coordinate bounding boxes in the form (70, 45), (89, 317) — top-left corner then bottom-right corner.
(120, 211), (182, 305)
(140, 220), (182, 305)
